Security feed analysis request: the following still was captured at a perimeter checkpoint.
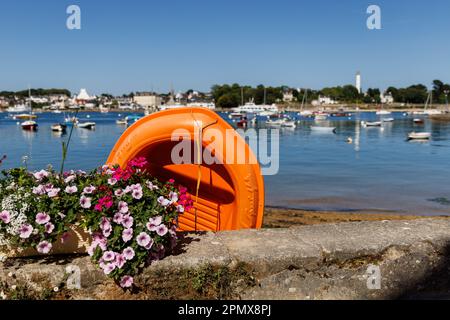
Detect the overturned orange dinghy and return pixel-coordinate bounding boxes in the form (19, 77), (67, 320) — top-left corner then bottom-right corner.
(106, 107), (264, 232)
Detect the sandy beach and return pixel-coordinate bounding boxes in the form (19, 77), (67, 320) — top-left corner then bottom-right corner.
(263, 206), (449, 228)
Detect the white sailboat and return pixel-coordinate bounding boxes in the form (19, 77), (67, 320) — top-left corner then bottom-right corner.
(20, 88), (38, 131)
(299, 89), (313, 116)
(414, 91), (442, 115)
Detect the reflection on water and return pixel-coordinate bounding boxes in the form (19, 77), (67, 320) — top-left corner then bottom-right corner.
(0, 111), (449, 216)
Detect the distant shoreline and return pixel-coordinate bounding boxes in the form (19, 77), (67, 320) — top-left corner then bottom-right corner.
(263, 206), (450, 228)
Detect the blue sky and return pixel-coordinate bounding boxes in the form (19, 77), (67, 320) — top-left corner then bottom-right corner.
(0, 0), (449, 95)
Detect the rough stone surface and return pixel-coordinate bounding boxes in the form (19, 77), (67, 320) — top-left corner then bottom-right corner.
(1, 219), (450, 300)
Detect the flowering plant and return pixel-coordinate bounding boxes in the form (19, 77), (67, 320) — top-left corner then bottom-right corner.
(0, 166), (83, 253)
(0, 157), (193, 288)
(79, 157), (192, 288)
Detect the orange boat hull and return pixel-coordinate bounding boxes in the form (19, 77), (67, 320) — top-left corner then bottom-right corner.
(106, 107), (265, 232)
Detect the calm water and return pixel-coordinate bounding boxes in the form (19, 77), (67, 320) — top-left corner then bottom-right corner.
(0, 111), (449, 216)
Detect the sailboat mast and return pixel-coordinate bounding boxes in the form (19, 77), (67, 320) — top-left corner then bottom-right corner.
(263, 87), (266, 106)
(28, 86), (32, 115)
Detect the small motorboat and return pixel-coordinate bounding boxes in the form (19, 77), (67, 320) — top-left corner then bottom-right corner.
(76, 122), (96, 130)
(65, 116), (79, 124)
(125, 115), (142, 123)
(229, 112), (244, 119)
(361, 121), (382, 127)
(116, 118), (128, 125)
(265, 119), (284, 127)
(413, 118), (425, 124)
(21, 120), (38, 131)
(51, 123), (67, 133)
(408, 132), (431, 140)
(382, 118), (395, 123)
(311, 126), (336, 133)
(281, 120), (297, 128)
(13, 113), (37, 120)
(314, 113), (328, 121)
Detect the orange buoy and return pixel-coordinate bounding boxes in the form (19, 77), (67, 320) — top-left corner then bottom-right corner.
(106, 107), (264, 232)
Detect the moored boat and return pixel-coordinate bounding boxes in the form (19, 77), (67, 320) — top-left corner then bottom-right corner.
(21, 120), (38, 131)
(13, 113), (37, 120)
(281, 120), (296, 128)
(76, 122), (96, 130)
(116, 118), (128, 125)
(408, 132), (431, 140)
(265, 119), (284, 127)
(51, 123), (67, 132)
(311, 126), (336, 133)
(382, 118), (394, 122)
(413, 118), (425, 124)
(314, 112), (328, 121)
(361, 121), (382, 127)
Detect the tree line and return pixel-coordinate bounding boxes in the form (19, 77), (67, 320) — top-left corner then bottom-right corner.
(212, 80), (450, 108)
(0, 88), (71, 98)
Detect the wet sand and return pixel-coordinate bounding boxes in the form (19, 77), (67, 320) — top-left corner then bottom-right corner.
(263, 206), (449, 228)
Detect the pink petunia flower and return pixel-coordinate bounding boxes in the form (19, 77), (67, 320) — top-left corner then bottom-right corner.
(65, 185), (78, 194)
(32, 185), (46, 195)
(114, 189), (124, 197)
(156, 224), (168, 237)
(157, 196), (170, 207)
(122, 247), (135, 261)
(33, 170), (49, 181)
(102, 251), (116, 262)
(80, 196), (92, 209)
(115, 254), (126, 269)
(121, 215), (133, 229)
(120, 275), (134, 288)
(83, 186), (96, 194)
(102, 263), (116, 275)
(136, 232), (151, 247)
(122, 228), (133, 242)
(35, 212), (50, 225)
(36, 241), (52, 254)
(149, 216), (162, 226)
(132, 189), (143, 200)
(108, 178), (118, 186)
(176, 205), (185, 213)
(144, 238), (154, 250)
(118, 201), (129, 214)
(168, 191), (179, 203)
(113, 212), (124, 224)
(47, 188), (61, 198)
(45, 222), (55, 234)
(64, 175), (76, 184)
(0, 211), (11, 224)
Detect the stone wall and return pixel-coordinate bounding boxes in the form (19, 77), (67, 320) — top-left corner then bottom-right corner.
(1, 219), (450, 300)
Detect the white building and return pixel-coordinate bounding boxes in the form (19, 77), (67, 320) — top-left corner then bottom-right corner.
(356, 72), (361, 94)
(380, 92), (394, 104)
(283, 90), (295, 102)
(75, 89), (95, 105)
(133, 93), (162, 108)
(318, 96), (338, 105)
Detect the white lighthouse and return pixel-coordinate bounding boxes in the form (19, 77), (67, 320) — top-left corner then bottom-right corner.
(356, 72), (361, 94)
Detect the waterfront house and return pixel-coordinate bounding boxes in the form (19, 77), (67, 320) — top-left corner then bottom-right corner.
(133, 92), (162, 108)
